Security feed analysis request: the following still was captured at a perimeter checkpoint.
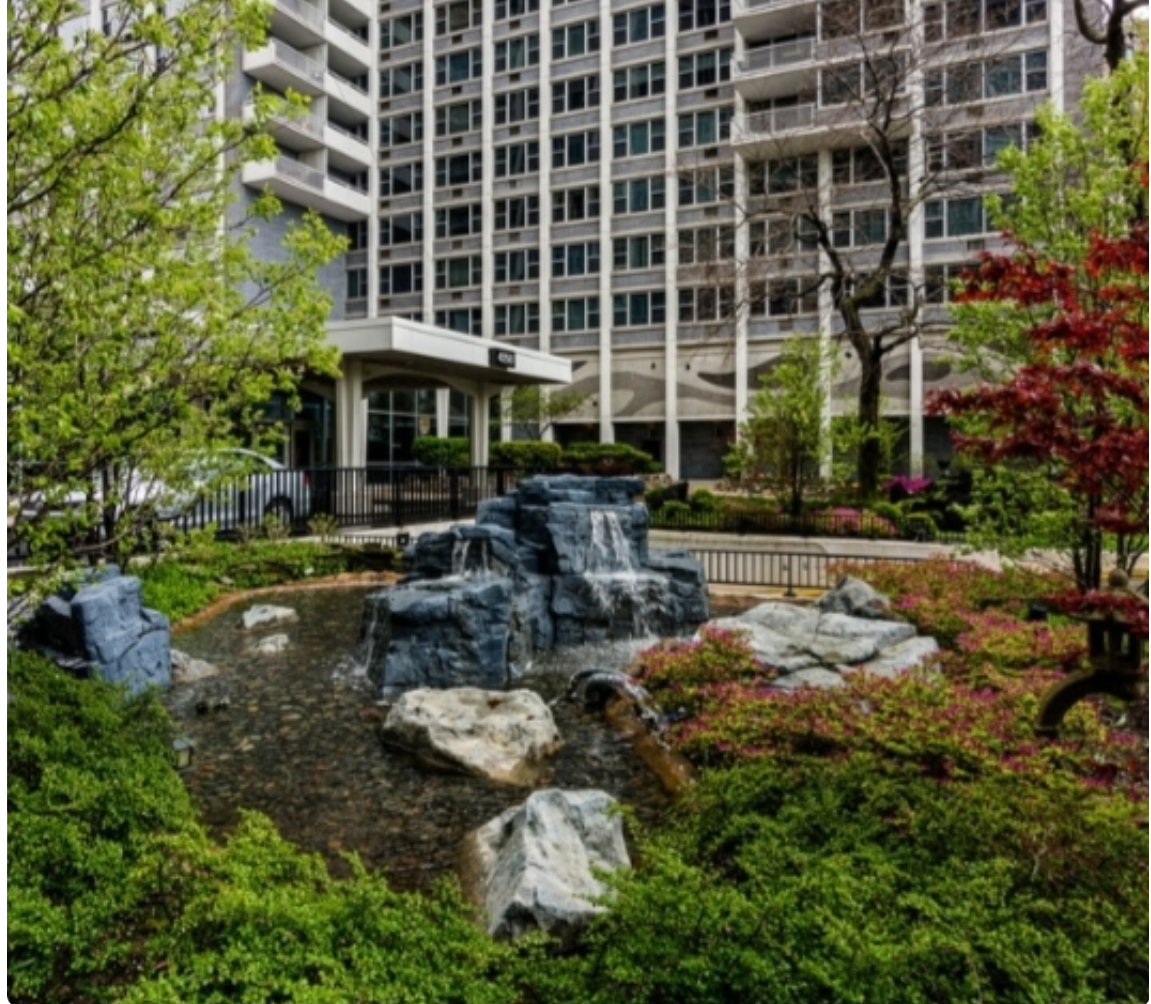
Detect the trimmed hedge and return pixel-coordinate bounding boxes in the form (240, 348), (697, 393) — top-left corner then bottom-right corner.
(489, 440), (563, 469)
(413, 437), (470, 467)
(561, 442), (661, 475)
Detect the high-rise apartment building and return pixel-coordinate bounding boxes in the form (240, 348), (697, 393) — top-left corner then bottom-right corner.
(233, 0), (1092, 477)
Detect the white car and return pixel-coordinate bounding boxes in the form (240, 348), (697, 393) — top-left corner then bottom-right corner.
(167, 449), (313, 532)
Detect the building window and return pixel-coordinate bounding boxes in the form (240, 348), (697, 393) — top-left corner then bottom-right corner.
(552, 130), (600, 168)
(495, 0), (539, 19)
(434, 203), (482, 238)
(924, 195), (994, 238)
(613, 118), (667, 158)
(346, 220), (368, 251)
(346, 269), (368, 299)
(495, 141), (541, 177)
(435, 308), (482, 335)
(678, 286), (734, 322)
(749, 153), (818, 194)
(553, 19), (601, 60)
(380, 213), (424, 246)
(924, 0), (1046, 41)
(495, 87), (541, 125)
(495, 249), (541, 283)
(379, 262), (424, 295)
(436, 0), (481, 35)
(831, 207), (889, 248)
(677, 107), (733, 148)
(612, 234), (666, 270)
(677, 225), (735, 264)
(495, 195), (541, 230)
(749, 277), (819, 318)
(925, 50), (1047, 106)
(436, 100), (482, 136)
(434, 47), (483, 85)
(380, 12), (423, 49)
(553, 75), (601, 114)
(552, 241), (601, 277)
(677, 49), (732, 89)
(552, 297), (601, 332)
(678, 0), (730, 30)
(381, 113), (423, 147)
(380, 162), (423, 197)
(612, 291), (666, 327)
(495, 302), (540, 336)
(495, 34), (541, 72)
(678, 165), (734, 206)
(552, 185), (601, 222)
(435, 255), (483, 289)
(749, 216), (819, 256)
(612, 175), (667, 214)
(435, 152), (483, 186)
(613, 4), (667, 46)
(612, 61), (666, 102)
(379, 62), (423, 97)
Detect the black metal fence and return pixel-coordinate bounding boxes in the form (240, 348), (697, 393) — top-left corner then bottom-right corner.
(690, 548), (924, 589)
(163, 465), (531, 535)
(651, 507), (965, 544)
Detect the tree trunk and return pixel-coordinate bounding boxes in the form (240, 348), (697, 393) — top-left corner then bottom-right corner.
(856, 348), (884, 501)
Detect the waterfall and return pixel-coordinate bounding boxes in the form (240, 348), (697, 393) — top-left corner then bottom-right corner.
(583, 510), (655, 639)
(587, 510), (636, 574)
(450, 538), (491, 580)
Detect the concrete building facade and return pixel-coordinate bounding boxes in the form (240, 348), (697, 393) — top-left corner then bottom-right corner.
(233, 0), (1093, 475)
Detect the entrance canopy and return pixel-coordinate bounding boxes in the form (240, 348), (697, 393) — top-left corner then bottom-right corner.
(326, 316), (573, 466)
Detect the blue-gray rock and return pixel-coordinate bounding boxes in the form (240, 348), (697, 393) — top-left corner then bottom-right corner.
(356, 476), (708, 696)
(815, 575), (896, 620)
(67, 575), (170, 693)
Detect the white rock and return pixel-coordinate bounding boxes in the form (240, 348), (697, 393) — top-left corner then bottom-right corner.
(853, 635), (940, 679)
(382, 687), (560, 786)
(460, 789), (630, 940)
(239, 604), (297, 631)
(769, 667), (847, 691)
(251, 633), (290, 655)
(170, 648), (220, 684)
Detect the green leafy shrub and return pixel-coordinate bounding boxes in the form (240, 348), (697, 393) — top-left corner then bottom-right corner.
(642, 481), (688, 512)
(633, 626), (766, 716)
(526, 755), (1146, 1004)
(413, 436), (470, 467)
(688, 489), (718, 513)
(869, 500), (904, 523)
(561, 442), (661, 475)
(489, 440), (563, 469)
(7, 650), (197, 1004)
(659, 500), (691, 521)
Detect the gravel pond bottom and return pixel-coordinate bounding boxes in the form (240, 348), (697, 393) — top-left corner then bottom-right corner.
(165, 585), (743, 891)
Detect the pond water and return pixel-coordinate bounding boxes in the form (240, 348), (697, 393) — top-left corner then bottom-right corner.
(166, 585), (700, 891)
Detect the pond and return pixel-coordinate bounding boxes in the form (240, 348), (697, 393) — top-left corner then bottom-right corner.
(165, 584), (699, 891)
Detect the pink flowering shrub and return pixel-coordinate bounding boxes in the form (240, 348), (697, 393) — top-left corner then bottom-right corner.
(948, 609), (1086, 684)
(632, 625), (767, 715)
(812, 508), (897, 538)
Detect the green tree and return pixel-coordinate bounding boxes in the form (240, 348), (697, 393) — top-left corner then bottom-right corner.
(724, 337), (831, 517)
(501, 386), (590, 441)
(939, 55), (1149, 580)
(7, 0), (343, 570)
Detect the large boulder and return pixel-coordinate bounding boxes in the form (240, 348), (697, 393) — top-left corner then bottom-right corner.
(382, 687), (560, 786)
(361, 577), (531, 696)
(20, 572), (171, 693)
(815, 575), (896, 620)
(706, 598), (936, 689)
(460, 789), (630, 939)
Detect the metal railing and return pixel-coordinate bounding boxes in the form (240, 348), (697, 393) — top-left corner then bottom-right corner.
(691, 548), (923, 589)
(267, 40), (325, 85)
(651, 506), (965, 544)
(738, 36), (815, 73)
(739, 103), (816, 137)
(737, 0), (814, 11)
(244, 102), (325, 139)
(272, 156), (327, 190)
(277, 0), (323, 29)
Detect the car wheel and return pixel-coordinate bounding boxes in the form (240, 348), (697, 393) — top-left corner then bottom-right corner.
(264, 497), (293, 530)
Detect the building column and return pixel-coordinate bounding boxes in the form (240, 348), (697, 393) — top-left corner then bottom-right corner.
(468, 383), (492, 466)
(335, 357), (364, 467)
(435, 386), (451, 438)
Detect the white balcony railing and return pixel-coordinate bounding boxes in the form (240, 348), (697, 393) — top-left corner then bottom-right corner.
(265, 39), (325, 86)
(243, 101), (325, 140)
(738, 35), (815, 73)
(276, 0), (323, 29)
(273, 156), (327, 190)
(739, 103), (816, 137)
(737, 0), (814, 11)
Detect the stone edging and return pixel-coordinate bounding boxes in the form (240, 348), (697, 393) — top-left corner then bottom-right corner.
(172, 572), (399, 634)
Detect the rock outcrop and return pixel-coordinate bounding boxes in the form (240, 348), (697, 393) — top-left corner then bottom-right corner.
(382, 687), (560, 786)
(460, 789), (630, 939)
(18, 569), (170, 694)
(357, 476), (709, 697)
(707, 577), (939, 688)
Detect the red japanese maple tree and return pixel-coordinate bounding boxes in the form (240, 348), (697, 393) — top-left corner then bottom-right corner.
(929, 205), (1149, 593)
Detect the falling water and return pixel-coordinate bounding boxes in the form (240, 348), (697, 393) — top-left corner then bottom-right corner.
(583, 510), (657, 639)
(450, 538), (491, 580)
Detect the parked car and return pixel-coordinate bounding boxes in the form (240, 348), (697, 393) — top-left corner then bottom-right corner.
(166, 449), (313, 533)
